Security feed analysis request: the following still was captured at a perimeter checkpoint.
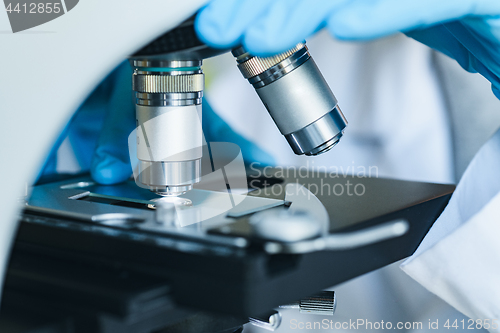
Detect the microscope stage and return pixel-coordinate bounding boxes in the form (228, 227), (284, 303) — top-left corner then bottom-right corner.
(14, 168), (454, 318)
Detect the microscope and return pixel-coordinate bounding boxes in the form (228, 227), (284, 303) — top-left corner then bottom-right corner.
(0, 9), (455, 333)
(129, 17), (347, 197)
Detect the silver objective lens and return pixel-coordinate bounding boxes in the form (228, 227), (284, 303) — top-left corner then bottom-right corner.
(233, 43), (347, 156)
(131, 59), (203, 196)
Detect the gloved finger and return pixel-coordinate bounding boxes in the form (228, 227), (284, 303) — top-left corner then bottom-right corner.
(195, 0), (273, 49)
(409, 19), (500, 97)
(447, 18), (500, 74)
(406, 24), (471, 67)
(90, 61), (136, 185)
(242, 0), (349, 56)
(39, 78), (113, 179)
(326, 0), (500, 40)
(67, 77), (113, 169)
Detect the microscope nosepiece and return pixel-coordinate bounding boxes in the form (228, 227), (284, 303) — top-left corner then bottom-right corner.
(131, 60), (203, 196)
(233, 44), (347, 156)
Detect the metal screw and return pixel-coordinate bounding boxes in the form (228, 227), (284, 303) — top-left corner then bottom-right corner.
(280, 291), (336, 316)
(249, 311), (282, 331)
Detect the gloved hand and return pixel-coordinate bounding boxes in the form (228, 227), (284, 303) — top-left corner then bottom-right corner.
(195, 0), (500, 99)
(40, 61), (135, 184)
(41, 61), (274, 185)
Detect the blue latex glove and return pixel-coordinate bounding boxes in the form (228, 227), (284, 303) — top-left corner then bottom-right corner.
(195, 0), (500, 99)
(41, 61), (273, 185)
(40, 61), (135, 184)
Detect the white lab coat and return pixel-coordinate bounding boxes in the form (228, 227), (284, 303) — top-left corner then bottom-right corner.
(204, 31), (500, 332)
(402, 128), (500, 332)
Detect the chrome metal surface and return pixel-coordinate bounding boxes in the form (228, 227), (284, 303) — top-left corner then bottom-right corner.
(135, 69), (202, 76)
(136, 92), (202, 100)
(264, 219), (410, 254)
(279, 291), (337, 316)
(151, 185), (193, 197)
(235, 43), (306, 80)
(132, 57), (204, 195)
(135, 104), (203, 161)
(151, 196), (193, 207)
(285, 107), (347, 156)
(26, 176), (283, 250)
(28, 169), (454, 258)
(135, 92), (203, 106)
(306, 135), (341, 156)
(133, 73), (204, 93)
(59, 181), (95, 189)
(299, 291), (336, 315)
(255, 58), (340, 135)
(138, 160), (201, 196)
(130, 59), (202, 68)
(92, 213), (145, 227)
(248, 47), (310, 88)
(133, 69), (204, 106)
(231, 46), (249, 59)
(233, 42), (348, 156)
(249, 311), (282, 331)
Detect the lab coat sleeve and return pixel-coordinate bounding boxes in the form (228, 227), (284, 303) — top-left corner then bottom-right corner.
(401, 127), (500, 332)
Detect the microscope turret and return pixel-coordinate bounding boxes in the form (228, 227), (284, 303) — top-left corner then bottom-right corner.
(129, 16), (347, 196)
